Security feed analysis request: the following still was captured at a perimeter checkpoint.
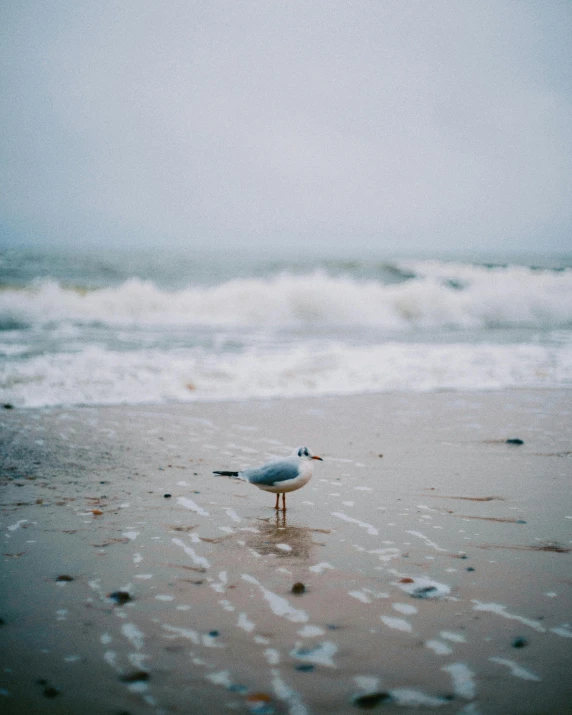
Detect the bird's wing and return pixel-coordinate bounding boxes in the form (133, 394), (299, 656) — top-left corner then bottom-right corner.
(244, 459), (300, 486)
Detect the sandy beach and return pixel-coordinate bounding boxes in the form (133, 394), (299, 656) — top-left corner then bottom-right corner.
(1, 389), (571, 714)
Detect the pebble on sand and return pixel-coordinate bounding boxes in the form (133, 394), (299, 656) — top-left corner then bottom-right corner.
(108, 591), (133, 605)
(353, 692), (392, 708)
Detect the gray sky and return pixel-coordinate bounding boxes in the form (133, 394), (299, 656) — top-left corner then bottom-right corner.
(1, 0), (571, 256)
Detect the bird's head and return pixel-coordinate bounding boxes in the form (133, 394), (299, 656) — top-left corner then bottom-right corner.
(297, 446), (323, 461)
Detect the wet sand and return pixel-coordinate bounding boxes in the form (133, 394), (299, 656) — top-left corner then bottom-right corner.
(1, 390), (571, 714)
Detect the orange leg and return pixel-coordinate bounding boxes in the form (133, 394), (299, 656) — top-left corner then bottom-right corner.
(281, 493), (287, 511)
(274, 494), (280, 510)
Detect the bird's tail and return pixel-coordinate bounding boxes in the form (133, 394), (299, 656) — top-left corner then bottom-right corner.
(213, 470), (240, 477)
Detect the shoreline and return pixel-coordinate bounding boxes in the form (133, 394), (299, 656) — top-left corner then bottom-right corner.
(1, 389), (571, 713)
(4, 382), (572, 413)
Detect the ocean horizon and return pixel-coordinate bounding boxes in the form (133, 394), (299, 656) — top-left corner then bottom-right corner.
(1, 245), (571, 408)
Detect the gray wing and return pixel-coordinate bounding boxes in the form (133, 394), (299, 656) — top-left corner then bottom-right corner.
(244, 459), (300, 486)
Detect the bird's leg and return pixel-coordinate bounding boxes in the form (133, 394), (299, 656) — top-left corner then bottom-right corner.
(274, 493), (280, 510)
(282, 493), (287, 511)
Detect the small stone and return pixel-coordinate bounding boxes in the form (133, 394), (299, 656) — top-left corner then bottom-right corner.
(108, 591), (132, 605)
(506, 438), (524, 445)
(164, 493), (172, 498)
(119, 671), (149, 683)
(295, 664), (315, 672)
(291, 582), (306, 595)
(43, 687), (60, 698)
(353, 692), (392, 708)
(512, 637), (529, 648)
(466, 567), (475, 572)
(411, 586), (438, 599)
(56, 575), (74, 582)
(3, 403), (14, 409)
(247, 693), (272, 705)
(208, 630), (219, 637)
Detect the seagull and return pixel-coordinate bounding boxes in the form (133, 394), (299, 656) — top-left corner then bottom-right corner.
(213, 446), (323, 511)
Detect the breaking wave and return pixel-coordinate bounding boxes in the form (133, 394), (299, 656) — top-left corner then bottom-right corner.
(2, 259), (572, 406)
(1, 262), (572, 331)
(2, 341), (571, 408)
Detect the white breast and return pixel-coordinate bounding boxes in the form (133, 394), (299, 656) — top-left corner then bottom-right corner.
(254, 460), (314, 494)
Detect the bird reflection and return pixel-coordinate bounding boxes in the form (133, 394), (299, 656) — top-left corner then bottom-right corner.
(245, 512), (315, 560)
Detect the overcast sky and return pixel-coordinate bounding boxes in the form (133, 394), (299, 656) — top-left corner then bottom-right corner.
(1, 0), (571, 256)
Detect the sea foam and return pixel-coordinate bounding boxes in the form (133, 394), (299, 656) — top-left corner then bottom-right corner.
(1, 264), (572, 329)
(2, 262), (572, 406)
(1, 340), (571, 407)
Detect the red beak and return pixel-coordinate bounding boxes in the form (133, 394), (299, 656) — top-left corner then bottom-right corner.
(312, 455), (323, 461)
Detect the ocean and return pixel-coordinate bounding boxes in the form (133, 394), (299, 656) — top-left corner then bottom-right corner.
(1, 247), (571, 408)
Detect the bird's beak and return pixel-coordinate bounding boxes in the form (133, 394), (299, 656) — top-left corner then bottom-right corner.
(312, 455), (323, 461)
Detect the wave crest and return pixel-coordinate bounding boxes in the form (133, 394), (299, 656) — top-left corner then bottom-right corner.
(1, 265), (572, 330)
